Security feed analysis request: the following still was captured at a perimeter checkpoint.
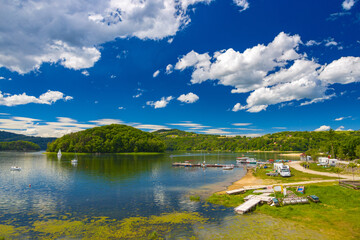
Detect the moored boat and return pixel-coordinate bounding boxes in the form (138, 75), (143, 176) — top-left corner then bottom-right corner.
(10, 166), (21, 171)
(223, 164), (234, 170)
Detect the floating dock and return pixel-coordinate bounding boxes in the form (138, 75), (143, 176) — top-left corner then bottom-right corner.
(234, 193), (273, 214)
(234, 198), (262, 214)
(172, 162), (235, 168)
(226, 188), (246, 195)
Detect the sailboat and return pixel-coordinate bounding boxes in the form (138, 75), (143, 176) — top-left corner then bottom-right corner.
(57, 149), (62, 159)
(58, 149), (62, 158)
(71, 152), (78, 164)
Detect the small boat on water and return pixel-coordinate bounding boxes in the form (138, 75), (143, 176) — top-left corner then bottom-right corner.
(236, 157), (249, 163)
(57, 149), (62, 159)
(246, 158), (257, 164)
(71, 152), (78, 164)
(223, 165), (234, 170)
(10, 166), (21, 171)
(237, 157), (257, 164)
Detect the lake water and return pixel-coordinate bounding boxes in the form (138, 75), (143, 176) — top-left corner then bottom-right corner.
(0, 151), (327, 239)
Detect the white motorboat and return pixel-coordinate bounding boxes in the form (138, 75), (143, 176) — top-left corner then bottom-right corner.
(236, 157), (249, 163)
(10, 166), (21, 171)
(223, 165), (234, 170)
(71, 152), (78, 164)
(246, 158), (257, 164)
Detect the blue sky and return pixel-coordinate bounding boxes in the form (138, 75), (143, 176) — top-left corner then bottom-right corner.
(0, 0), (359, 137)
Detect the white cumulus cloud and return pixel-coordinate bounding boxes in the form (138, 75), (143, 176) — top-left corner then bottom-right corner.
(342, 0), (357, 10)
(171, 32), (360, 113)
(319, 57), (360, 84)
(314, 125), (331, 131)
(0, 90), (73, 107)
(147, 96), (173, 109)
(177, 92), (199, 103)
(81, 70), (90, 76)
(233, 0), (249, 12)
(166, 64), (174, 74)
(0, 0), (212, 74)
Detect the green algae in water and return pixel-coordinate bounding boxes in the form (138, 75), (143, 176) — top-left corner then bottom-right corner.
(193, 214), (329, 240)
(1, 212), (207, 239)
(0, 224), (19, 238)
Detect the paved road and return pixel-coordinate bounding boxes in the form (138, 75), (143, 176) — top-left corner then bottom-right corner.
(288, 161), (360, 180)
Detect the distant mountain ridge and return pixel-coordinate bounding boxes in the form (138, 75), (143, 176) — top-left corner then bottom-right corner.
(0, 131), (56, 150)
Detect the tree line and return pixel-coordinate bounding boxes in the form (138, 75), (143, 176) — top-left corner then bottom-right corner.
(0, 140), (41, 151)
(153, 129), (360, 159)
(47, 124), (166, 153)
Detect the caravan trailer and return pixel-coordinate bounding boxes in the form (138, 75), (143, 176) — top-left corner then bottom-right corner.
(328, 159), (338, 167)
(318, 157), (329, 166)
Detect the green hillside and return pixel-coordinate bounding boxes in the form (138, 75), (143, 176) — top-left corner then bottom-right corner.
(47, 124), (166, 153)
(0, 131), (56, 150)
(0, 140), (40, 152)
(154, 129), (360, 159)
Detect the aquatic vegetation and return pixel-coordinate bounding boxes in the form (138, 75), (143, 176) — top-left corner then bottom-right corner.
(189, 195), (201, 201)
(193, 214), (327, 240)
(0, 224), (19, 238)
(0, 212), (207, 239)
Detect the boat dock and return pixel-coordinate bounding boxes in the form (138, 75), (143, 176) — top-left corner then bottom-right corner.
(234, 198), (261, 214)
(172, 162), (236, 168)
(234, 193), (273, 214)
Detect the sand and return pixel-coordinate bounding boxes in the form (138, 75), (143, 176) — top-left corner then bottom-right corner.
(279, 153), (301, 157)
(217, 169), (276, 194)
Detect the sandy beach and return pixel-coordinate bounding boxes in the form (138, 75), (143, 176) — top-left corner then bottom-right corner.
(279, 153), (301, 157)
(217, 169), (276, 194)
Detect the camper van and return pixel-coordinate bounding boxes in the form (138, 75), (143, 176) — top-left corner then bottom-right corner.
(274, 163), (291, 177)
(318, 157), (329, 166)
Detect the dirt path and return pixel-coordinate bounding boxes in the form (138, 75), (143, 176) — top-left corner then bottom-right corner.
(222, 162), (359, 192)
(288, 161), (360, 180)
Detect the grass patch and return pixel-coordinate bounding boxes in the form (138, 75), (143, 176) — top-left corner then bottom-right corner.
(207, 190), (255, 208)
(208, 183), (360, 240)
(253, 165), (337, 183)
(256, 184), (360, 239)
(44, 152), (91, 156)
(307, 162), (343, 173)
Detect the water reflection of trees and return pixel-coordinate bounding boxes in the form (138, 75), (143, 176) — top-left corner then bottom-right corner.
(46, 154), (168, 182)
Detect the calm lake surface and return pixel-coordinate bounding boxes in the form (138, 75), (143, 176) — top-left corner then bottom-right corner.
(0, 151), (326, 239)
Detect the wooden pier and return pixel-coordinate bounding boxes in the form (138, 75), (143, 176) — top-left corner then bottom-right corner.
(234, 198), (261, 214)
(234, 193), (273, 214)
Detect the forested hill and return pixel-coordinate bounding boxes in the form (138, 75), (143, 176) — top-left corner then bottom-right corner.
(0, 140), (40, 152)
(153, 129), (360, 159)
(46, 124), (166, 153)
(0, 131), (56, 150)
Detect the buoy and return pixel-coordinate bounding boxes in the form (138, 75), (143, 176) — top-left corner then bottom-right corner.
(29, 184), (31, 188)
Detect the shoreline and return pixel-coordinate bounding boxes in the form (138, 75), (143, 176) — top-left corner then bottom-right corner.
(217, 169), (276, 194)
(43, 152), (164, 155)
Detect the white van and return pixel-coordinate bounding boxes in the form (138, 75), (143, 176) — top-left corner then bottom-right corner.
(274, 163), (291, 177)
(318, 157), (329, 166)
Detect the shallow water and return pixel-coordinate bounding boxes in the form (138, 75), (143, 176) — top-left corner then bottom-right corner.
(0, 151), (326, 239)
